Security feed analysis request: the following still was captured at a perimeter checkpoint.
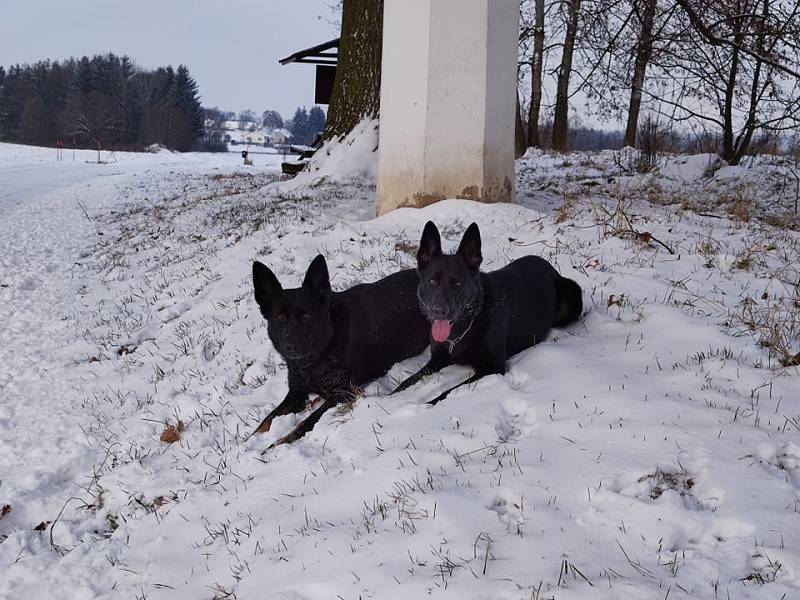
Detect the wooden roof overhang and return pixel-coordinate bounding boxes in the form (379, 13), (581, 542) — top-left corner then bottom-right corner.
(279, 38), (339, 66)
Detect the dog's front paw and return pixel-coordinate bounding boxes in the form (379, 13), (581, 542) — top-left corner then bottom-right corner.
(428, 392), (447, 405)
(253, 417), (273, 434)
(262, 427), (302, 453)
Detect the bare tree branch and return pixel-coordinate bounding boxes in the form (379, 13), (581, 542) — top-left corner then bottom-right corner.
(674, 0), (800, 78)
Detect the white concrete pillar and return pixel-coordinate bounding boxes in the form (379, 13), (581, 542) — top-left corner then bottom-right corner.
(376, 0), (520, 215)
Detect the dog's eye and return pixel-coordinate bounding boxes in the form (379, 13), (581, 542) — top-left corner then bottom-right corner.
(428, 279), (439, 287)
(453, 280), (463, 287)
(299, 312), (312, 323)
(276, 313), (288, 323)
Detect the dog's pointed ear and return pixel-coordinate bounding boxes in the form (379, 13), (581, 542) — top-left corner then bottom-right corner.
(302, 255), (331, 301)
(417, 221), (442, 271)
(253, 261), (282, 313)
(457, 223), (482, 270)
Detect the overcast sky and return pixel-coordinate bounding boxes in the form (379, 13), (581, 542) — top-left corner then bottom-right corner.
(0, 0), (338, 118)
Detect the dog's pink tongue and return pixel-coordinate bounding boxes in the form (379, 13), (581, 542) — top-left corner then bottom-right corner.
(432, 320), (452, 343)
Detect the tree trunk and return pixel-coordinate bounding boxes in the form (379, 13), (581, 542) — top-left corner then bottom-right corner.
(721, 39), (741, 162)
(551, 0), (581, 152)
(324, 0), (384, 140)
(527, 0), (545, 147)
(623, 0), (657, 147)
(515, 93), (526, 158)
(731, 0), (769, 165)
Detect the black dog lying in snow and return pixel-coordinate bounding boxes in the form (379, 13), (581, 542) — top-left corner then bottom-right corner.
(393, 221), (583, 404)
(251, 255), (429, 445)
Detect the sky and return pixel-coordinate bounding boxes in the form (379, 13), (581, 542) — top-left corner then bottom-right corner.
(0, 0), (338, 119)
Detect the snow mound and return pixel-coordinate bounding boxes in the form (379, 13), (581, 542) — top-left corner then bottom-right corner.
(144, 143), (175, 154)
(297, 118), (378, 184)
(658, 153), (724, 182)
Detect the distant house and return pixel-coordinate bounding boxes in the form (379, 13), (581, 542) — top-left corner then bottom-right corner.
(218, 120), (270, 147)
(212, 119), (291, 148)
(223, 120), (243, 131)
(270, 128), (291, 145)
(243, 131), (266, 145)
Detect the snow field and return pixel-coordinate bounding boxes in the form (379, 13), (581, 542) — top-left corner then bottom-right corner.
(0, 141), (798, 599)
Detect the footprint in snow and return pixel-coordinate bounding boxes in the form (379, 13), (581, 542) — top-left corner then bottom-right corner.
(610, 463), (723, 511)
(752, 442), (800, 487)
(743, 548), (797, 586)
(488, 489), (525, 531)
(201, 337), (224, 361)
(242, 360), (276, 387)
(495, 397), (537, 443)
(593, 463), (748, 555)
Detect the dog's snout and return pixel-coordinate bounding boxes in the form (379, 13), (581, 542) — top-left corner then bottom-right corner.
(430, 304), (448, 319)
(282, 335), (299, 355)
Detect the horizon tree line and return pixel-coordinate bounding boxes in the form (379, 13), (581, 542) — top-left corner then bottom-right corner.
(0, 53), (204, 151)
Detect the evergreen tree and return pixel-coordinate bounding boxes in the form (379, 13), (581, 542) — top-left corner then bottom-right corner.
(0, 65), (30, 138)
(75, 57), (93, 93)
(290, 107), (310, 144)
(19, 96), (46, 142)
(141, 66), (177, 148)
(153, 66), (176, 106)
(174, 65), (204, 148)
(308, 106), (326, 140)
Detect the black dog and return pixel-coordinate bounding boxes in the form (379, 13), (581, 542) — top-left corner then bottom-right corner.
(393, 221), (582, 404)
(251, 255), (429, 445)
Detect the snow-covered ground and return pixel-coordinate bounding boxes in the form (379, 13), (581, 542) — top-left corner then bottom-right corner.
(0, 140), (798, 600)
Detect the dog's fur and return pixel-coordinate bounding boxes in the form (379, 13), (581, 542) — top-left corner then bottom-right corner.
(252, 255), (429, 444)
(393, 221), (583, 404)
